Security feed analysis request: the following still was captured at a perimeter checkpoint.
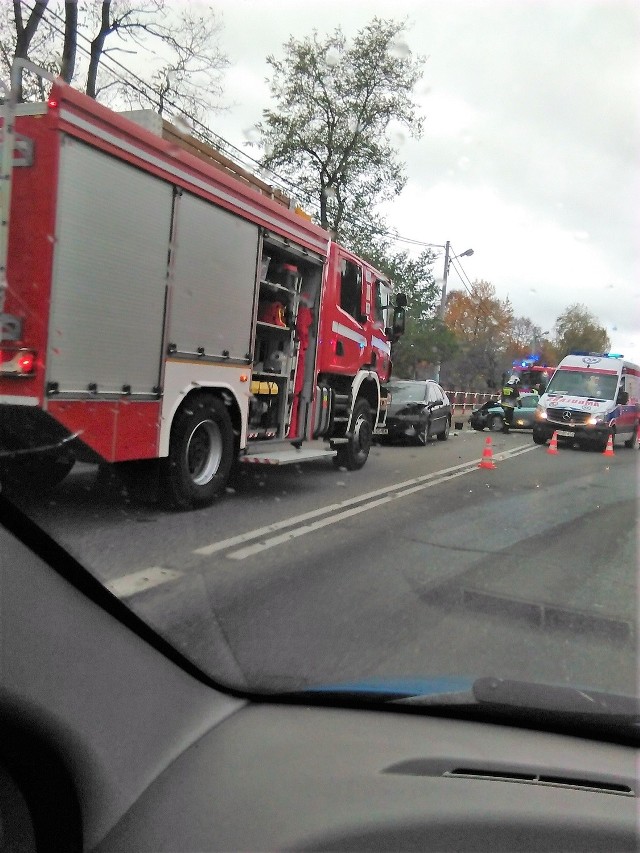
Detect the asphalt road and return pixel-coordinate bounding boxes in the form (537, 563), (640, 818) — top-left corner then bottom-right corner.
(14, 428), (638, 698)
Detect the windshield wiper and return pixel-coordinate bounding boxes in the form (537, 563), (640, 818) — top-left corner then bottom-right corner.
(283, 677), (640, 738)
(396, 677), (640, 717)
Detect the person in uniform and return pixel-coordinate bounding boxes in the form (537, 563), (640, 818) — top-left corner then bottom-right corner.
(500, 376), (521, 432)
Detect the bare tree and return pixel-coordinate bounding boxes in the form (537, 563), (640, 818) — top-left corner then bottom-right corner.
(3, 0), (228, 122)
(10, 0), (49, 100)
(60, 0), (77, 82)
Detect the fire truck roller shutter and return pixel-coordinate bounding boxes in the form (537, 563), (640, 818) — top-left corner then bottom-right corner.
(48, 138), (174, 394)
(168, 192), (259, 361)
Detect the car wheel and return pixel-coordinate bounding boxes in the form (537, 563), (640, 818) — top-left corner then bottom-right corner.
(436, 418), (450, 441)
(161, 393), (234, 509)
(488, 414), (504, 432)
(472, 424), (485, 431)
(334, 399), (372, 470)
(416, 422), (429, 446)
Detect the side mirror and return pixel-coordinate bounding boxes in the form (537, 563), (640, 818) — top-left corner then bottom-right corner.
(617, 390), (629, 405)
(395, 293), (408, 308)
(392, 306), (406, 339)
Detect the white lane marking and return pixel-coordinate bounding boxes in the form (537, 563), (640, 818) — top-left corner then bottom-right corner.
(226, 444), (539, 560)
(192, 442), (534, 558)
(105, 566), (183, 598)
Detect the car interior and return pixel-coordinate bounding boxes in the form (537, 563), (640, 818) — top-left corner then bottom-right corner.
(1, 496), (637, 852)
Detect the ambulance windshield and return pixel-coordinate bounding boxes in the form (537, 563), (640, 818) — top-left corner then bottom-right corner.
(545, 370), (619, 400)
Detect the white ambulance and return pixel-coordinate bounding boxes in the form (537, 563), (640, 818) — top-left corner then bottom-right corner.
(533, 352), (640, 450)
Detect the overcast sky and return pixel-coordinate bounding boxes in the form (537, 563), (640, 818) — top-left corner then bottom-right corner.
(209, 0), (639, 360)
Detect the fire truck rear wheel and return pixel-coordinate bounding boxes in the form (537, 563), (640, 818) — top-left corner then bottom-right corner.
(333, 399), (372, 471)
(162, 394), (234, 509)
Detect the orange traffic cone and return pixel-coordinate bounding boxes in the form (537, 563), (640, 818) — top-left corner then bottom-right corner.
(547, 431), (559, 455)
(478, 436), (497, 469)
(603, 434), (615, 457)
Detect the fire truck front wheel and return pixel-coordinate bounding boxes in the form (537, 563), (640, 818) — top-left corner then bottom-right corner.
(333, 399), (372, 471)
(162, 394), (234, 509)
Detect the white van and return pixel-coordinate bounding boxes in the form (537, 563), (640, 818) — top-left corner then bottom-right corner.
(533, 352), (640, 450)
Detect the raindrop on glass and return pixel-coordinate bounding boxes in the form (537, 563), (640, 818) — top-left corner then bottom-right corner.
(243, 126), (261, 144)
(389, 38), (411, 59)
(325, 46), (341, 67)
(174, 114), (193, 135)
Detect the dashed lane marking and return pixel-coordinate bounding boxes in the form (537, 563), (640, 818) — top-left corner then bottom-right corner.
(106, 442), (538, 593)
(226, 444), (538, 560)
(192, 442), (535, 558)
(105, 566), (183, 598)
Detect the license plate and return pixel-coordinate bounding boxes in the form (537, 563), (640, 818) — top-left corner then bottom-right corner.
(556, 430), (574, 437)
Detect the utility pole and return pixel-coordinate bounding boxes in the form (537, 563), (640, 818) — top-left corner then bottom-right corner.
(433, 241), (450, 383)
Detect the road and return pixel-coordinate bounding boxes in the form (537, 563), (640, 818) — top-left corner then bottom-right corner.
(16, 427), (638, 697)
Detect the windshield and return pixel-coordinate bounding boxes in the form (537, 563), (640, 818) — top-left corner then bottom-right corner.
(545, 370), (619, 400)
(519, 395), (538, 409)
(1, 0), (638, 736)
(388, 383), (427, 404)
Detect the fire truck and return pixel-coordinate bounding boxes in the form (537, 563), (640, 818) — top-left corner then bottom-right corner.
(509, 358), (556, 393)
(0, 63), (405, 508)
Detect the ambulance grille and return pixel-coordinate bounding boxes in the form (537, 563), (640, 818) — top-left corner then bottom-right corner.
(547, 409), (591, 424)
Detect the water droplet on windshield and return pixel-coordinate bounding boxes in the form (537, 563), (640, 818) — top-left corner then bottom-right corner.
(174, 115), (193, 135)
(389, 38), (411, 59)
(243, 126), (261, 144)
(572, 230), (590, 242)
(325, 47), (341, 67)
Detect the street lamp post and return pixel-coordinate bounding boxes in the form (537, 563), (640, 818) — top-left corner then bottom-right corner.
(434, 242), (474, 383)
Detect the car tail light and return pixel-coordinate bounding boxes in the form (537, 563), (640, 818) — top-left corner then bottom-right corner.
(0, 347), (37, 377)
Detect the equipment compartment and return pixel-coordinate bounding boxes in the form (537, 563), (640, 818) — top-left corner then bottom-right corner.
(250, 238), (322, 442)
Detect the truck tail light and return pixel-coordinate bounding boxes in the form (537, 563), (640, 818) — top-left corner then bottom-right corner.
(0, 347), (37, 377)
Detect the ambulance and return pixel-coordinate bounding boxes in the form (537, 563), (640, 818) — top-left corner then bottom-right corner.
(533, 352), (640, 450)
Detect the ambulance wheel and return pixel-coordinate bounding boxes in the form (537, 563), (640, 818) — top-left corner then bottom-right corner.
(0, 451), (75, 497)
(162, 394), (234, 509)
(532, 429), (547, 445)
(334, 399), (372, 471)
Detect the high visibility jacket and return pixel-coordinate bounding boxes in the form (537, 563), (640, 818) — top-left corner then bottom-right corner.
(500, 385), (520, 408)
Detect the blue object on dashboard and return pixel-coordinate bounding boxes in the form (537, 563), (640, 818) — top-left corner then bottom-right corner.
(301, 676), (475, 697)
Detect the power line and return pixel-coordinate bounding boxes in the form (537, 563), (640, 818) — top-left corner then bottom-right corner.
(22, 1), (476, 282)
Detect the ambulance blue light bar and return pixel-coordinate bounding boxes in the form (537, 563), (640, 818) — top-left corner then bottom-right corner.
(569, 351), (624, 359)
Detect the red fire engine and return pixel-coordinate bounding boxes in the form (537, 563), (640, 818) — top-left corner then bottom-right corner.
(0, 64), (405, 508)
(510, 359), (556, 393)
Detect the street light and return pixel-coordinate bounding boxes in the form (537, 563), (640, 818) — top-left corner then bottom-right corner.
(434, 241), (474, 382)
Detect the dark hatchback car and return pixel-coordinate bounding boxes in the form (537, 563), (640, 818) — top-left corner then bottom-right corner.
(383, 380), (452, 445)
(470, 394), (539, 432)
